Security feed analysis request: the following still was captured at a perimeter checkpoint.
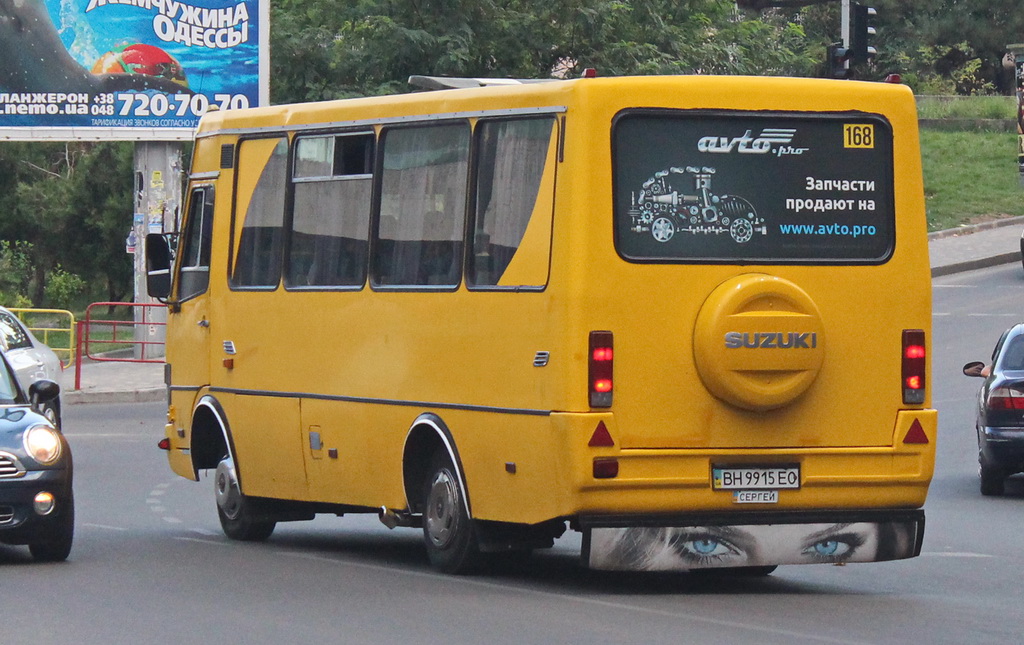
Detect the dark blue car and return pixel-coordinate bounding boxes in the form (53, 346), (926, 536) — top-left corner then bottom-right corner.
(0, 351), (72, 561)
(964, 323), (1024, 496)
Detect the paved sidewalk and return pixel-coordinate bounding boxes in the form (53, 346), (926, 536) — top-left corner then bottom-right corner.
(929, 216), (1023, 277)
(61, 359), (165, 405)
(58, 217), (1024, 405)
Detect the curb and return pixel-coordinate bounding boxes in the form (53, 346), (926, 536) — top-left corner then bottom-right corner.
(63, 387), (166, 405)
(931, 252), (1021, 278)
(928, 215), (1024, 241)
(929, 216), (1022, 277)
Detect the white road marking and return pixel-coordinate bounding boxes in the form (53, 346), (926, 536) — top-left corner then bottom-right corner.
(82, 523), (128, 531)
(175, 536), (231, 546)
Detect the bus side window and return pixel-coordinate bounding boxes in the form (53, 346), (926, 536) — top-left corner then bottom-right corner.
(469, 117), (556, 289)
(177, 186), (214, 302)
(373, 123), (470, 288)
(287, 133), (373, 289)
(232, 137), (288, 289)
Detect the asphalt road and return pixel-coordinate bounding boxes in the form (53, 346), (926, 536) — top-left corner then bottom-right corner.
(3, 264), (1024, 645)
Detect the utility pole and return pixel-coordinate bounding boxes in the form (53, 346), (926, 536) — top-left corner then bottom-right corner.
(737, 0), (876, 80)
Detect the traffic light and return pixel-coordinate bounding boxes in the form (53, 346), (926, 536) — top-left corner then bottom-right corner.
(828, 44), (851, 80)
(850, 4), (877, 64)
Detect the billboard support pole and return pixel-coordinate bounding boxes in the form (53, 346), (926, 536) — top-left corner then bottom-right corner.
(132, 140), (182, 359)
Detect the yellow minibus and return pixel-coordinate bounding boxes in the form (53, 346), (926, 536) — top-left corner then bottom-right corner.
(148, 74), (935, 574)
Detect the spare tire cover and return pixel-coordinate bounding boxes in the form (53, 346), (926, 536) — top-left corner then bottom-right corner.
(693, 274), (825, 412)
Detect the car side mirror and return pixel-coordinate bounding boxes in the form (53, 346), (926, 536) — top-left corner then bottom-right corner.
(145, 233), (173, 300)
(29, 379), (60, 406)
(963, 361), (987, 377)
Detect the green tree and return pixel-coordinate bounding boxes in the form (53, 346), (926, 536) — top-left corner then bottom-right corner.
(869, 0), (1024, 95)
(64, 142), (134, 305)
(0, 141), (132, 307)
(270, 0), (822, 102)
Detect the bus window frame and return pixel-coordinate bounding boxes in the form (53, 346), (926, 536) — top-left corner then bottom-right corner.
(284, 129), (376, 292)
(369, 119), (472, 293)
(176, 184), (216, 303)
(229, 133), (292, 292)
(465, 115), (558, 293)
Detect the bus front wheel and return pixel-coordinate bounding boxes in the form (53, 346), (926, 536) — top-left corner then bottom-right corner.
(214, 456), (276, 541)
(422, 451), (482, 574)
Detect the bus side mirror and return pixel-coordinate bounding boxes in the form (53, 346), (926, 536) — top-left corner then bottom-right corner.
(146, 233), (173, 300)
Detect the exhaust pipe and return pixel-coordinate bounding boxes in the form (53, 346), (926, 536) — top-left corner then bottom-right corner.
(378, 506), (400, 529)
(378, 506), (421, 529)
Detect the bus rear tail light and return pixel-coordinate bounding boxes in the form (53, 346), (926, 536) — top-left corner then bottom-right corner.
(593, 458), (619, 479)
(902, 329), (926, 404)
(589, 331), (613, 408)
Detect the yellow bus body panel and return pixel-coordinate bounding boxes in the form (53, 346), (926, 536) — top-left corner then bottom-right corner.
(167, 76), (934, 530)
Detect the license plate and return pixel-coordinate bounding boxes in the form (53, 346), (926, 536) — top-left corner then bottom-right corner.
(712, 465), (800, 490)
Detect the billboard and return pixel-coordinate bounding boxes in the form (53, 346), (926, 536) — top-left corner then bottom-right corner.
(0, 0), (268, 141)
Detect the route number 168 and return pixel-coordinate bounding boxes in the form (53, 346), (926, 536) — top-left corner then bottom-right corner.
(843, 124), (875, 149)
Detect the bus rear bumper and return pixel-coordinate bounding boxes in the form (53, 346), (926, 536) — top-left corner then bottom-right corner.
(580, 508), (925, 571)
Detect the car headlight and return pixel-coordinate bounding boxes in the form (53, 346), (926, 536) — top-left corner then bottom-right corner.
(24, 424), (62, 465)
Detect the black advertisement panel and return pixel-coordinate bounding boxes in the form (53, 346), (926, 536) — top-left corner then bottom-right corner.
(613, 111), (895, 264)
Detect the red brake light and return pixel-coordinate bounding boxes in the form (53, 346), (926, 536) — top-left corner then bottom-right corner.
(589, 331), (613, 407)
(592, 347), (613, 361)
(987, 387), (1024, 410)
(902, 329), (926, 404)
(905, 345), (925, 359)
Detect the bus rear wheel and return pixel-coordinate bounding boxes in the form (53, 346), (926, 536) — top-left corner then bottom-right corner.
(214, 456), (276, 541)
(422, 451), (482, 574)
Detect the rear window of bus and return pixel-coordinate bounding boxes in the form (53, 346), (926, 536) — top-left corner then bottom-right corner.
(612, 110), (895, 264)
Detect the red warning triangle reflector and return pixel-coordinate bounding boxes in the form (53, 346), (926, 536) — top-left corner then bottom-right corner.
(589, 421), (615, 447)
(903, 419), (929, 444)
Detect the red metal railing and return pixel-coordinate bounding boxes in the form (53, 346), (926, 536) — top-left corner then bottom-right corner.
(74, 302), (167, 390)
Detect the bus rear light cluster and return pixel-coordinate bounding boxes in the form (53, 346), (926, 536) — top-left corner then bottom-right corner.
(901, 329), (926, 405)
(593, 458), (619, 479)
(589, 331), (613, 408)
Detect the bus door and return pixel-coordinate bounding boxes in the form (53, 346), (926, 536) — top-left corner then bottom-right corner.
(165, 184), (215, 479)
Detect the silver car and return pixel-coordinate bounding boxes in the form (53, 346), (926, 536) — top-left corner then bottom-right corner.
(0, 307), (63, 427)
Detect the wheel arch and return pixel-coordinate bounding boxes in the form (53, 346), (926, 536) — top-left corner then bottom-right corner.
(189, 395), (235, 478)
(402, 413), (471, 517)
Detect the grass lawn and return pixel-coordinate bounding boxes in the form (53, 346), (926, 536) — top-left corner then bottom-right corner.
(920, 129), (1024, 231)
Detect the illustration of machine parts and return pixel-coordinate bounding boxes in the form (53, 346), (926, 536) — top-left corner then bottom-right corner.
(628, 166), (765, 243)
